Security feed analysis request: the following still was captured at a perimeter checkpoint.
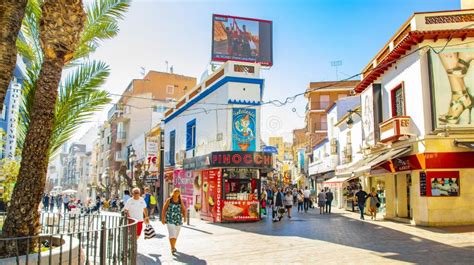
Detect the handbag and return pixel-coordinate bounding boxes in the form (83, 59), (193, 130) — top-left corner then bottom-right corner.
(376, 203), (381, 208)
(144, 224), (156, 239)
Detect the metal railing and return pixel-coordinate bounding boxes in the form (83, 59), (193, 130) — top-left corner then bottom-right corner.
(0, 211), (138, 264)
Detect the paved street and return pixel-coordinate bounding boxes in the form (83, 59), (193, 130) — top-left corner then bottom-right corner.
(137, 208), (474, 264)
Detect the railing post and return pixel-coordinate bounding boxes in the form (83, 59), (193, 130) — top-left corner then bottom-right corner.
(122, 214), (129, 265)
(99, 221), (106, 265)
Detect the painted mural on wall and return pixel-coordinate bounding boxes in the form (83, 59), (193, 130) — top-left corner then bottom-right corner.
(232, 108), (256, 151)
(429, 46), (474, 129)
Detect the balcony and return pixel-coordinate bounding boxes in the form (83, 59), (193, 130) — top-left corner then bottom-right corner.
(309, 101), (330, 111)
(107, 103), (128, 122)
(116, 131), (126, 143)
(379, 116), (416, 143)
(115, 150), (126, 162)
(313, 122), (328, 132)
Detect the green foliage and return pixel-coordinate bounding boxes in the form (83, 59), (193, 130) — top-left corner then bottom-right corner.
(0, 159), (21, 202)
(15, 0), (130, 158)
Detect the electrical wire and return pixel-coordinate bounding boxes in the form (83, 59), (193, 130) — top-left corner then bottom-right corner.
(96, 36), (474, 121)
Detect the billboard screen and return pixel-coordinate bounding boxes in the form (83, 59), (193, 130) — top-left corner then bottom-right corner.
(212, 14), (273, 66)
(429, 45), (474, 130)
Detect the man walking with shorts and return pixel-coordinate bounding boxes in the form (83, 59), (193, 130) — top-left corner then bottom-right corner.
(303, 186), (311, 213)
(124, 188), (149, 237)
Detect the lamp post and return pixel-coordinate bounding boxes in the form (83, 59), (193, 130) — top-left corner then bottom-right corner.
(129, 147), (137, 187)
(346, 109), (366, 150)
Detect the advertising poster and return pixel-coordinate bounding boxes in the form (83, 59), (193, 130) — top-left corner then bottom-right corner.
(173, 169), (193, 208)
(201, 169), (222, 222)
(222, 200), (259, 221)
(426, 171), (460, 197)
(429, 46), (474, 130)
(212, 14), (273, 66)
(232, 108), (256, 152)
(361, 86), (375, 146)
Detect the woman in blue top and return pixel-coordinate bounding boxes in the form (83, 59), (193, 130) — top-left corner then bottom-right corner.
(162, 188), (187, 254)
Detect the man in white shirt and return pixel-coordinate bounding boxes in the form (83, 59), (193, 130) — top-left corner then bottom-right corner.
(303, 186), (311, 213)
(124, 188), (149, 237)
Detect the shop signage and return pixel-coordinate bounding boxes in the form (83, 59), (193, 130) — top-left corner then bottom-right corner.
(211, 151), (273, 169)
(173, 170), (194, 208)
(232, 108), (256, 151)
(183, 155), (211, 170)
(420, 171), (427, 196)
(425, 171), (460, 197)
(222, 200), (259, 221)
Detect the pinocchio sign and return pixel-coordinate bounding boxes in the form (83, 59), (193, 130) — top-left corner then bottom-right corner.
(211, 151), (274, 169)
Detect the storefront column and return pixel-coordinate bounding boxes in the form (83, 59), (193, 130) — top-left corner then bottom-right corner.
(396, 174), (408, 218)
(384, 174), (396, 218)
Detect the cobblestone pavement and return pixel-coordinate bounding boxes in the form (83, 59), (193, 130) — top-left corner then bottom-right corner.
(137, 207), (474, 265)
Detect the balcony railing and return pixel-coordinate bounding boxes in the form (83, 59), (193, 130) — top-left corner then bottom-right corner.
(107, 103), (128, 121)
(116, 131), (126, 143)
(115, 151), (126, 162)
(379, 116), (416, 142)
(310, 101), (330, 110)
(313, 122), (328, 131)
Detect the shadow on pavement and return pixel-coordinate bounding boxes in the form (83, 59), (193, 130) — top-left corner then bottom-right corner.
(215, 209), (474, 264)
(173, 252), (207, 264)
(137, 253), (162, 264)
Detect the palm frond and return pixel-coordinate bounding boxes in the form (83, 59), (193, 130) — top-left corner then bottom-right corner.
(73, 0), (130, 60)
(49, 60), (112, 155)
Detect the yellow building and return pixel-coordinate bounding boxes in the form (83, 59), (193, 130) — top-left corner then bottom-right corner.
(268, 136), (284, 162)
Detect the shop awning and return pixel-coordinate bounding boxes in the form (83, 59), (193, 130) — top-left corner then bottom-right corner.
(323, 176), (349, 184)
(335, 146), (412, 179)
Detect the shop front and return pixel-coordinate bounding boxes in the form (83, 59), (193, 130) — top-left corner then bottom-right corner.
(184, 151), (274, 223)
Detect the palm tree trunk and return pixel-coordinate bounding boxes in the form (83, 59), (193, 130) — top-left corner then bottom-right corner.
(0, 0), (85, 256)
(0, 0), (28, 106)
(0, 57), (63, 254)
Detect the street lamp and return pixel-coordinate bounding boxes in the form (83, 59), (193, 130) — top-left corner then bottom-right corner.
(346, 109), (361, 129)
(129, 147), (137, 187)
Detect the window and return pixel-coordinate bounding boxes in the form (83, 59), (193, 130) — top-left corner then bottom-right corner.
(391, 83), (406, 117)
(167, 85), (174, 95)
(153, 105), (169, 113)
(186, 119), (196, 150)
(319, 95), (330, 109)
(169, 130), (176, 166)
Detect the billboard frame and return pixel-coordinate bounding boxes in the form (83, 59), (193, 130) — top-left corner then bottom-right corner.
(211, 14), (273, 67)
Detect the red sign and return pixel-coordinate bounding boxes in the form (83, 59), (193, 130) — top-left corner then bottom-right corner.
(201, 169), (222, 222)
(426, 171), (460, 197)
(211, 151), (273, 169)
(221, 200), (260, 221)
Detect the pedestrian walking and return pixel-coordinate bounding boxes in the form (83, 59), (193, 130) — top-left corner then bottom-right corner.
(284, 191), (293, 218)
(42, 193), (50, 212)
(303, 186), (311, 213)
(161, 188), (186, 255)
(292, 188), (298, 206)
(355, 187), (368, 220)
(149, 193), (157, 219)
(260, 188), (267, 217)
(368, 187), (380, 220)
(143, 187), (152, 215)
(49, 194), (55, 212)
(317, 189), (326, 214)
(325, 189), (334, 213)
(57, 194), (63, 212)
(63, 195), (70, 212)
(266, 187), (273, 209)
(297, 190), (304, 212)
(124, 188), (149, 237)
(272, 187), (284, 222)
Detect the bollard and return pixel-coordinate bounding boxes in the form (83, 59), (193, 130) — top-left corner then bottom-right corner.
(187, 208), (190, 225)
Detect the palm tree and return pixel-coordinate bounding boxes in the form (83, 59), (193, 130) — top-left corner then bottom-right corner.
(0, 0), (28, 109)
(0, 0), (130, 255)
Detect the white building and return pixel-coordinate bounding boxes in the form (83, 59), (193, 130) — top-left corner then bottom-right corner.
(164, 61), (274, 222)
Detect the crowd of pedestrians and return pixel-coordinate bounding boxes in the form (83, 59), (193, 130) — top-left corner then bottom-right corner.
(259, 185), (337, 222)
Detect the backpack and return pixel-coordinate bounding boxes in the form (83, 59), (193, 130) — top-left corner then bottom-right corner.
(150, 195), (157, 205)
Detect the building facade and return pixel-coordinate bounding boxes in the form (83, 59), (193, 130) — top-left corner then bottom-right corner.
(164, 61), (274, 222)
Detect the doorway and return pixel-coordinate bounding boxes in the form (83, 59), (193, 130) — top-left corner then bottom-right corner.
(395, 173), (412, 219)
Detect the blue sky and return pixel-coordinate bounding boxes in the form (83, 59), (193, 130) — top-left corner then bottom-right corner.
(82, 0), (460, 142)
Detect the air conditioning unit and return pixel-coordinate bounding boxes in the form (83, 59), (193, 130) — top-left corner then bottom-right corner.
(216, 132), (223, 141)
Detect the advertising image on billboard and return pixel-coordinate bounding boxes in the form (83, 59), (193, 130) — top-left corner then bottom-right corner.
(429, 46), (474, 130)
(212, 14), (273, 66)
(232, 108), (257, 151)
